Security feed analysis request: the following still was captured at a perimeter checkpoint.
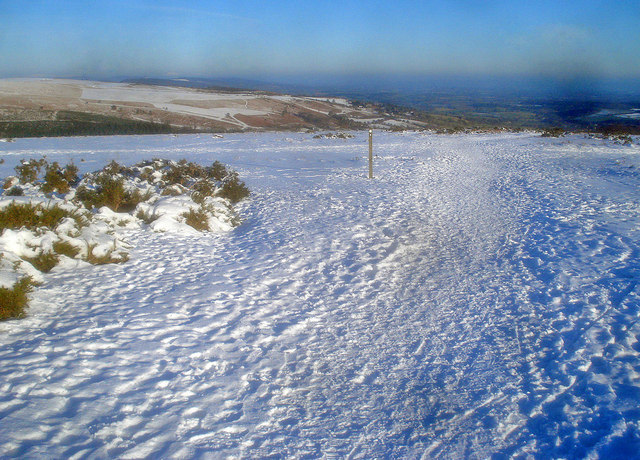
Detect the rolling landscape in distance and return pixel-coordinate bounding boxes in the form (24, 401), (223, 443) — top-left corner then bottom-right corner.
(1, 75), (640, 138)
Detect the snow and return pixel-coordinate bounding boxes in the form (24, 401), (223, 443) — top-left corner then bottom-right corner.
(0, 131), (639, 458)
(80, 81), (271, 128)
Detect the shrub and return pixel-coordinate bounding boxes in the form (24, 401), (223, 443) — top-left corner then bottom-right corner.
(52, 240), (81, 258)
(612, 134), (633, 145)
(162, 159), (228, 185)
(14, 158), (79, 193)
(191, 179), (217, 204)
(76, 174), (126, 211)
(24, 251), (59, 272)
(136, 209), (158, 224)
(0, 202), (77, 231)
(95, 175), (126, 211)
(41, 161), (72, 194)
(206, 161), (227, 181)
(163, 160), (193, 186)
(119, 188), (152, 213)
(63, 163), (79, 184)
(75, 185), (100, 210)
(182, 206), (210, 231)
(76, 173), (151, 213)
(103, 160), (125, 175)
(5, 186), (24, 196)
(219, 173), (250, 203)
(15, 158), (46, 184)
(161, 185), (184, 196)
(0, 277), (34, 321)
(85, 243), (129, 265)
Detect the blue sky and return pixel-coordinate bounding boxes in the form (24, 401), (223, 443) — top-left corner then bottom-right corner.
(1, 0), (639, 81)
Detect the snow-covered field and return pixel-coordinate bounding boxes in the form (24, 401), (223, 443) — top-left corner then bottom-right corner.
(0, 79), (371, 131)
(0, 131), (639, 458)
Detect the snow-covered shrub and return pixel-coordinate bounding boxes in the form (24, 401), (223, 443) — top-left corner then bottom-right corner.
(219, 172), (250, 203)
(207, 160), (228, 181)
(76, 175), (125, 212)
(5, 186), (24, 196)
(23, 251), (59, 273)
(0, 156), (249, 320)
(0, 202), (82, 232)
(160, 158), (229, 186)
(76, 168), (152, 213)
(3, 177), (18, 190)
(12, 158), (79, 196)
(15, 158), (46, 184)
(41, 161), (78, 195)
(182, 206), (211, 231)
(313, 132), (355, 139)
(52, 240), (81, 259)
(85, 242), (129, 265)
(0, 276), (35, 321)
(163, 159), (204, 186)
(191, 179), (217, 204)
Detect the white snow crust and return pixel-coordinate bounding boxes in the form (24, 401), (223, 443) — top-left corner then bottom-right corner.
(0, 131), (639, 458)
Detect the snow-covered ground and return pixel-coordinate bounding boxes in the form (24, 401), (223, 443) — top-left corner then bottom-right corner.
(0, 131), (639, 458)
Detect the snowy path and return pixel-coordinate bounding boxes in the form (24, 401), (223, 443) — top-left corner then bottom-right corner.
(1, 132), (639, 458)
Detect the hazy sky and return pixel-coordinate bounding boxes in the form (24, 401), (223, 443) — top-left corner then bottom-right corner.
(2, 0), (639, 81)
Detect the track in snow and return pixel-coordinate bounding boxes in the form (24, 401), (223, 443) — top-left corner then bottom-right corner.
(0, 132), (639, 458)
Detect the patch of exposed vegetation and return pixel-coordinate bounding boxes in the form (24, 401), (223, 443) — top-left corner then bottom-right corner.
(0, 202), (81, 231)
(219, 172), (250, 203)
(41, 161), (79, 194)
(15, 158), (47, 184)
(14, 158), (79, 196)
(182, 206), (211, 231)
(0, 277), (35, 321)
(52, 240), (81, 259)
(75, 174), (151, 213)
(541, 127), (566, 137)
(85, 243), (129, 265)
(5, 186), (24, 197)
(23, 251), (59, 273)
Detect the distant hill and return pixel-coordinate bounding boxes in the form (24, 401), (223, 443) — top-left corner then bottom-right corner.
(0, 78), (430, 138)
(121, 77), (282, 94)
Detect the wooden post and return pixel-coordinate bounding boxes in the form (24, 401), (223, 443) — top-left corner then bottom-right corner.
(368, 129), (373, 179)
